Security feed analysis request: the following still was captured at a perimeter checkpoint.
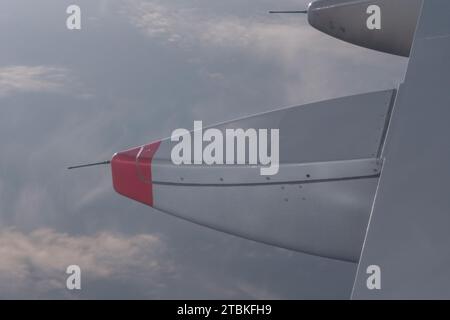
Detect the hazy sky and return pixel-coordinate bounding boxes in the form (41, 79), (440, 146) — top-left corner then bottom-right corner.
(0, 0), (407, 299)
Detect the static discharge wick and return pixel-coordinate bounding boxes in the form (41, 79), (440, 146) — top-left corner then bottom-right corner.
(269, 10), (308, 14)
(67, 161), (111, 170)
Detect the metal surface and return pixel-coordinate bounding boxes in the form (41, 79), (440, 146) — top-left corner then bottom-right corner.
(308, 0), (422, 57)
(153, 177), (379, 262)
(114, 89), (396, 261)
(353, 0), (450, 299)
(152, 90), (396, 164)
(150, 158), (381, 186)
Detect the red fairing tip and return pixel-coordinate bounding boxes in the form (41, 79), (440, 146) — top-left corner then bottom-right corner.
(111, 141), (161, 206)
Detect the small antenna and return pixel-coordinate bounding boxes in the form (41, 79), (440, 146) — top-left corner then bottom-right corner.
(67, 160), (111, 170)
(269, 10), (308, 14)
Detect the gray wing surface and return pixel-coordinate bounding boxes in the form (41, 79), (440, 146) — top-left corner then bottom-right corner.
(144, 90), (396, 262)
(352, 0), (450, 298)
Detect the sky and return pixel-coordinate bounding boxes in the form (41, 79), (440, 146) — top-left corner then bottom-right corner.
(0, 0), (407, 299)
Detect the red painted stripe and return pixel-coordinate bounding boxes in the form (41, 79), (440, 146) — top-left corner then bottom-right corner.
(111, 141), (161, 206)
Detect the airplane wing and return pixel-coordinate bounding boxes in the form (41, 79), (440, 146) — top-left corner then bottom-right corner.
(352, 0), (450, 298)
(111, 89), (396, 262)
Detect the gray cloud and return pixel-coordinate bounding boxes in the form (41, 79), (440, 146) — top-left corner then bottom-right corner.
(0, 66), (73, 97)
(0, 228), (171, 299)
(122, 0), (406, 108)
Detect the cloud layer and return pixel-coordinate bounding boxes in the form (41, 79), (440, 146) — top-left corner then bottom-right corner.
(0, 228), (171, 298)
(0, 66), (74, 97)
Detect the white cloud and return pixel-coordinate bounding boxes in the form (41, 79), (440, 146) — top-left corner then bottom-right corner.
(0, 66), (75, 97)
(122, 0), (315, 51)
(0, 228), (173, 297)
(122, 0), (363, 57)
(122, 0), (407, 107)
